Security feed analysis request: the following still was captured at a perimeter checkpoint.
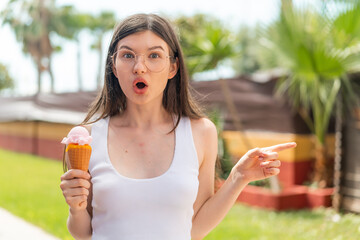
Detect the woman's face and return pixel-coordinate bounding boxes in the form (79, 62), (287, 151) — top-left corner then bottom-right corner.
(112, 30), (178, 106)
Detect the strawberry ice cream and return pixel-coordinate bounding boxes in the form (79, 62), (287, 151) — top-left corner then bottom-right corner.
(61, 126), (92, 171)
(61, 126), (92, 145)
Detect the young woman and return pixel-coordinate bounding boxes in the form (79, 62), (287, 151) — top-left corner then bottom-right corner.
(60, 13), (296, 240)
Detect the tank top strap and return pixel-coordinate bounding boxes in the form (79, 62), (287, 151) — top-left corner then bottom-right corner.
(172, 116), (199, 171)
(88, 117), (109, 171)
(89, 116), (198, 174)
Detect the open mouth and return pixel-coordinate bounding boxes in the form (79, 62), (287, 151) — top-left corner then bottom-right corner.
(133, 79), (148, 94)
(136, 82), (146, 89)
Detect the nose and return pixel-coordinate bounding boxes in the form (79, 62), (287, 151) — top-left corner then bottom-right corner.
(133, 55), (147, 74)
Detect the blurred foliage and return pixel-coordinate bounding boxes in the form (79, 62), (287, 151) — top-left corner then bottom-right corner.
(207, 109), (233, 180)
(87, 11), (116, 88)
(51, 5), (93, 91)
(0, 0), (116, 93)
(258, 1), (360, 187)
(2, 0), (360, 126)
(1, 0), (57, 93)
(87, 11), (116, 36)
(248, 179), (271, 188)
(52, 5), (93, 43)
(173, 14), (238, 78)
(0, 63), (14, 91)
(232, 25), (262, 75)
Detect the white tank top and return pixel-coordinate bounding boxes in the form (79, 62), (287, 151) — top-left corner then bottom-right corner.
(88, 116), (199, 240)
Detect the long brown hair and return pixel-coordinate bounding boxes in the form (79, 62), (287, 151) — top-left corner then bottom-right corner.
(82, 13), (204, 128)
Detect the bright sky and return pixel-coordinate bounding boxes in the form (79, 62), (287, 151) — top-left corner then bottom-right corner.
(0, 0), (283, 96)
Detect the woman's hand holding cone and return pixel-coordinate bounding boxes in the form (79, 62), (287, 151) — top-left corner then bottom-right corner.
(60, 169), (91, 211)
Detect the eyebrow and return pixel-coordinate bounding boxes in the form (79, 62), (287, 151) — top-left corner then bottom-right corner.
(118, 45), (165, 52)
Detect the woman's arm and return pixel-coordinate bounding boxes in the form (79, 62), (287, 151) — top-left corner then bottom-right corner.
(60, 124), (93, 240)
(190, 118), (234, 240)
(190, 118), (296, 240)
(60, 169), (93, 240)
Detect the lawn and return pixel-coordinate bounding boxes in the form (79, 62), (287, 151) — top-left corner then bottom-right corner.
(204, 205), (360, 240)
(1, 148), (360, 240)
(0, 149), (72, 239)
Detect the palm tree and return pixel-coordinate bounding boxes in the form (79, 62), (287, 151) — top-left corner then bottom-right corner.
(87, 11), (116, 89)
(259, 2), (360, 188)
(232, 25), (262, 75)
(174, 15), (247, 145)
(1, 0), (56, 93)
(0, 63), (14, 91)
(174, 14), (279, 189)
(53, 5), (91, 91)
(1, 0), (93, 93)
(174, 14), (237, 78)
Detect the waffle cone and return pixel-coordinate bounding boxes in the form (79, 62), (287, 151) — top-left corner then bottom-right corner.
(66, 144), (92, 171)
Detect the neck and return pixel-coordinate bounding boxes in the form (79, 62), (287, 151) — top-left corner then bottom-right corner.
(116, 102), (173, 130)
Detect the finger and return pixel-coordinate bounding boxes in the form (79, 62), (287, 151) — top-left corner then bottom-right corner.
(260, 160), (281, 168)
(263, 142), (297, 152)
(60, 178), (91, 191)
(61, 169), (91, 181)
(68, 178), (91, 189)
(64, 187), (89, 198)
(263, 168), (280, 177)
(247, 148), (265, 158)
(259, 152), (278, 162)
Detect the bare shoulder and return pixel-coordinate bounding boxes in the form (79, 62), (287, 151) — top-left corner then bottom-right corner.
(190, 117), (218, 166)
(190, 117), (217, 137)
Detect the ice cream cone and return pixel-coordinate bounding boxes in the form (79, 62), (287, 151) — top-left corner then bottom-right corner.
(62, 126), (93, 171)
(66, 143), (92, 171)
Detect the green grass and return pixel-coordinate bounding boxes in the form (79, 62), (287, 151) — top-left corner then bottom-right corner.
(204, 205), (360, 240)
(0, 149), (72, 239)
(1, 148), (360, 240)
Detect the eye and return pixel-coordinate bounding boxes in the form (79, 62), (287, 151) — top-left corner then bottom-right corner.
(123, 53), (135, 59)
(149, 53), (160, 59)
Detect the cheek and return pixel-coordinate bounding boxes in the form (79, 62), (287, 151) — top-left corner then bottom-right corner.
(116, 74), (131, 94)
(156, 74), (170, 91)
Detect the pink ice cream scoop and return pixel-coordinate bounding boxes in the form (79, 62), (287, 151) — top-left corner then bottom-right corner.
(61, 126), (92, 145)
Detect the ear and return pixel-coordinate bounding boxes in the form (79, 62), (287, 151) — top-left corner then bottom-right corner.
(168, 57), (179, 79)
(112, 63), (118, 78)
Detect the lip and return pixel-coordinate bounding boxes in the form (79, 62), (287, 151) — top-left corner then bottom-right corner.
(133, 77), (148, 95)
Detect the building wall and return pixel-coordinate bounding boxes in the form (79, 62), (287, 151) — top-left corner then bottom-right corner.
(0, 121), (73, 160)
(0, 121), (336, 189)
(222, 130), (335, 187)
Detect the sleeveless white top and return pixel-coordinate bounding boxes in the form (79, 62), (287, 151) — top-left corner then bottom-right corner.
(88, 116), (199, 240)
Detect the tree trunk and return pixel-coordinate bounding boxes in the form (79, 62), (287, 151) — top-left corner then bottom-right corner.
(219, 79), (252, 150)
(333, 96), (343, 211)
(36, 57), (42, 94)
(48, 57), (55, 93)
(312, 138), (332, 188)
(97, 36), (103, 89)
(77, 38), (83, 92)
(219, 78), (281, 193)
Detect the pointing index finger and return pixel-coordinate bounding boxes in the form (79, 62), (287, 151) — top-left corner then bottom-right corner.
(247, 148), (264, 158)
(263, 142), (297, 152)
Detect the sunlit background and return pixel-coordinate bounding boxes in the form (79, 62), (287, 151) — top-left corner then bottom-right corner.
(1, 1), (360, 239)
(0, 0), (322, 96)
